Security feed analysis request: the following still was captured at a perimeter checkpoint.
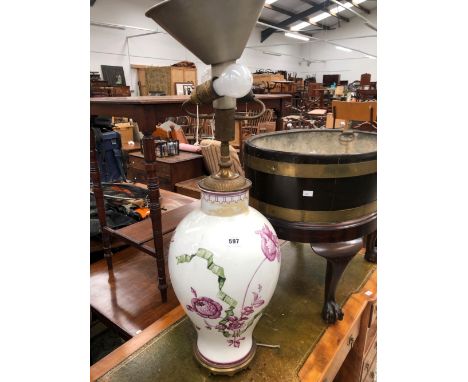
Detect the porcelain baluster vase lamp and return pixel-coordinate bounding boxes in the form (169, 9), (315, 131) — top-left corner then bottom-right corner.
(146, 0), (280, 375)
(169, 185), (281, 372)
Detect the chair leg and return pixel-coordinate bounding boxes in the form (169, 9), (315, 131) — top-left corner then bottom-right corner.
(102, 230), (113, 270)
(142, 134), (168, 303)
(90, 127), (113, 270)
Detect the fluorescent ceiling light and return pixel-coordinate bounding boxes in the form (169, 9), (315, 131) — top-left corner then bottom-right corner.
(336, 45), (352, 52)
(291, 21), (311, 31)
(285, 32), (310, 41)
(365, 54), (376, 59)
(309, 12), (331, 23)
(265, 0), (279, 4)
(352, 0), (367, 5)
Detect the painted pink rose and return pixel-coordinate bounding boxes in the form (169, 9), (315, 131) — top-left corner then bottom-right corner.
(186, 297), (222, 319)
(241, 306), (254, 316)
(255, 224), (281, 262)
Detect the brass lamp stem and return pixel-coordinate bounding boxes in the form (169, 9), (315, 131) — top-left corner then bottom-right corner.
(197, 61), (251, 192)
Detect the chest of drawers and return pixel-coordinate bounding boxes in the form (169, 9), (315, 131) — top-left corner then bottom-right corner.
(127, 151), (204, 191)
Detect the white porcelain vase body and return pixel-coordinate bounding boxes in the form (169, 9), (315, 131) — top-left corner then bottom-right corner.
(168, 188), (281, 366)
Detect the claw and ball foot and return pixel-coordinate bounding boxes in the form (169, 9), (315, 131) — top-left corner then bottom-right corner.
(322, 300), (344, 324)
(311, 237), (363, 324)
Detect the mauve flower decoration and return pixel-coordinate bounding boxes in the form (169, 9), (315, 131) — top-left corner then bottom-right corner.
(226, 316), (243, 330)
(228, 337), (245, 348)
(242, 306), (254, 316)
(251, 292), (265, 308)
(186, 287), (222, 319)
(255, 224), (281, 262)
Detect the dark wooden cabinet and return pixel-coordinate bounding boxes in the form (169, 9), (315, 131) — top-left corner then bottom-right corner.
(127, 151), (204, 191)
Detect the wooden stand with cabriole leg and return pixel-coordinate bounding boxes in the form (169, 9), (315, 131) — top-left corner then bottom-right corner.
(269, 213), (377, 324)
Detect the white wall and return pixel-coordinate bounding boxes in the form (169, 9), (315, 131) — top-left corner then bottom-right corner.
(90, 0), (376, 93)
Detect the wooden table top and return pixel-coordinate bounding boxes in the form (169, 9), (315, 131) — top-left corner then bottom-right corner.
(129, 151), (202, 163)
(90, 94), (292, 105)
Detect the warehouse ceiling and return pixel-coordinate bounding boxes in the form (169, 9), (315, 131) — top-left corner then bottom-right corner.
(259, 0), (377, 42)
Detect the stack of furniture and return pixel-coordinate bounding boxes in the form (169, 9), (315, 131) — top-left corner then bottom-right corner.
(323, 74), (341, 87)
(271, 80), (297, 94)
(357, 73), (377, 101)
(90, 72), (131, 97)
(307, 83), (326, 108)
(252, 72), (285, 93)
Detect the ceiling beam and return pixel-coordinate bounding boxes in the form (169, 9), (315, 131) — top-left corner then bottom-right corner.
(353, 2), (371, 14)
(264, 4), (296, 18)
(299, 0), (321, 7)
(261, 3), (331, 42)
(302, 0), (350, 22)
(263, 4), (329, 31)
(258, 18), (316, 39)
(326, 10), (350, 23)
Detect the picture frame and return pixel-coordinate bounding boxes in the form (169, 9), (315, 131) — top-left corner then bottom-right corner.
(175, 82), (195, 95)
(101, 65), (126, 86)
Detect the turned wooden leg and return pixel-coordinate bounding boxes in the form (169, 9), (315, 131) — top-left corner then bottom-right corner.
(364, 231), (377, 263)
(90, 127), (113, 270)
(142, 133), (168, 303)
(311, 238), (363, 324)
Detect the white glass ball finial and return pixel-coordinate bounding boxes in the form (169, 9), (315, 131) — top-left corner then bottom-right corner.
(213, 63), (253, 98)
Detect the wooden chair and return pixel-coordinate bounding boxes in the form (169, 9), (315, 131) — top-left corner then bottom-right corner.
(198, 117), (215, 140)
(91, 124), (200, 338)
(241, 108), (274, 138)
(360, 73), (371, 87)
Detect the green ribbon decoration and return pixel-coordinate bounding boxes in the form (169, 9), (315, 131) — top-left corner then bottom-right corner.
(176, 249), (238, 325)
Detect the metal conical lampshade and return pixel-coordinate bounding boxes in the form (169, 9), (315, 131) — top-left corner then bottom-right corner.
(146, 0), (265, 65)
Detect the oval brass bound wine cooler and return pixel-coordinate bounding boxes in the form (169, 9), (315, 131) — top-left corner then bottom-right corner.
(244, 129), (377, 323)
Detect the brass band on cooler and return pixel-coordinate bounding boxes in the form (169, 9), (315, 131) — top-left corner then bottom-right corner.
(250, 197), (377, 223)
(244, 155), (376, 179)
